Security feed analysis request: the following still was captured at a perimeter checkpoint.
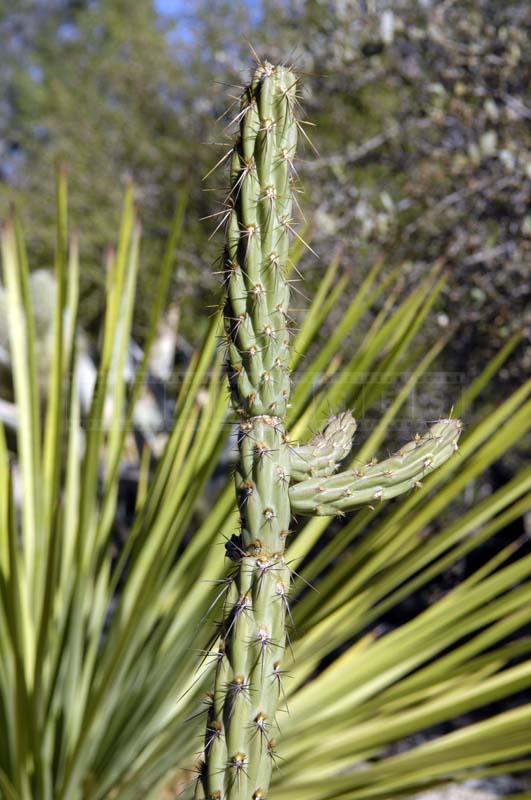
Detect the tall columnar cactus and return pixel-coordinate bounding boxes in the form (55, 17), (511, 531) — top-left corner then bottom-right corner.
(195, 61), (462, 800)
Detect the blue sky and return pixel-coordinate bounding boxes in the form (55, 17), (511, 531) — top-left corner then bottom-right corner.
(155, 0), (262, 17)
(154, 0), (183, 13)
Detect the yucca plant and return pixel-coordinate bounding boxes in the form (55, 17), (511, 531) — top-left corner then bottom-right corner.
(0, 57), (530, 800)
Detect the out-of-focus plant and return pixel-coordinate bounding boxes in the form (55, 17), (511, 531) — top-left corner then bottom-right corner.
(1, 69), (531, 800)
(3, 0), (529, 387)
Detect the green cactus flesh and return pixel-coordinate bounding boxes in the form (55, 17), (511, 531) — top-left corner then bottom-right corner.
(289, 410), (357, 481)
(196, 61), (463, 799)
(289, 418), (463, 516)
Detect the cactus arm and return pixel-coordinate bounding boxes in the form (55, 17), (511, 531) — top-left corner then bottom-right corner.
(289, 419), (463, 516)
(288, 410), (357, 481)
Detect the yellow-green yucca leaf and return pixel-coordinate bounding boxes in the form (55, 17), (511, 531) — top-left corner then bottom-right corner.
(0, 168), (530, 800)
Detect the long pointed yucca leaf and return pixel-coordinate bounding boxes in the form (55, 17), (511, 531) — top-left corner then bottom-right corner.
(1, 223), (40, 692)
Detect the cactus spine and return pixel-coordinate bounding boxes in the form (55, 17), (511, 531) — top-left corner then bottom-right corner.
(196, 62), (462, 799)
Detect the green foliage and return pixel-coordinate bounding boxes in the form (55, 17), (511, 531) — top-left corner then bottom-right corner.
(0, 58), (530, 800)
(0, 0), (204, 333)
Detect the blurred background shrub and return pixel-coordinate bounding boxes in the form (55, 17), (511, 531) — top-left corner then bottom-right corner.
(0, 0), (529, 391)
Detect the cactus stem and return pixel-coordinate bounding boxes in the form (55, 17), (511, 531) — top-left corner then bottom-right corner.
(200, 61), (462, 799)
(266, 739), (282, 769)
(249, 283), (266, 301)
(271, 662), (290, 711)
(226, 675), (252, 703)
(228, 98), (255, 128)
(279, 217), (319, 258)
(252, 713), (270, 744)
(216, 332), (233, 354)
(205, 722), (224, 752)
(228, 752), (249, 787)
(225, 179), (249, 208)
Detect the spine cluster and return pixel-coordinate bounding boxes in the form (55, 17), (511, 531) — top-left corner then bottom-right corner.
(195, 61), (463, 800)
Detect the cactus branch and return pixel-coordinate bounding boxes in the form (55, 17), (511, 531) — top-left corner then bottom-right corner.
(288, 410), (357, 481)
(289, 419), (463, 516)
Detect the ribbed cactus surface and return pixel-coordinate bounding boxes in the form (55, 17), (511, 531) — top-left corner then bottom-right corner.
(195, 61), (462, 799)
(289, 419), (461, 515)
(195, 61), (298, 800)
